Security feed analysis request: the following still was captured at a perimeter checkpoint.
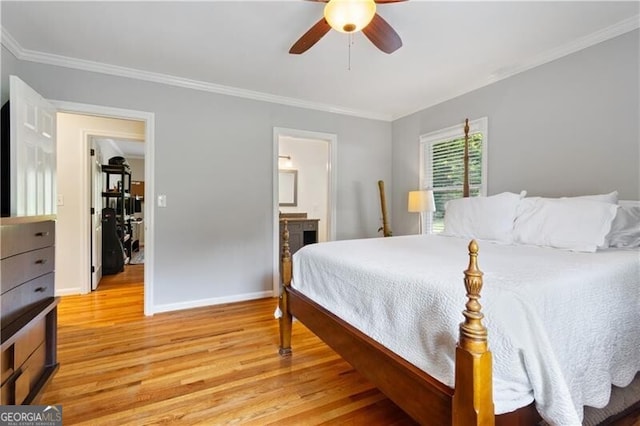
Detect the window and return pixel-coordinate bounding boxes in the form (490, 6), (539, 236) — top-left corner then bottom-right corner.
(419, 118), (488, 233)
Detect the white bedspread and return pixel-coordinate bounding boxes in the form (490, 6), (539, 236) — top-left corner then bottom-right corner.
(291, 235), (640, 426)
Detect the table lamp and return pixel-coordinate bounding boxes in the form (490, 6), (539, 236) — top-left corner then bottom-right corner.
(408, 189), (435, 234)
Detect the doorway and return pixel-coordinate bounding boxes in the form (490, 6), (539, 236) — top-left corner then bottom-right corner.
(92, 136), (146, 291)
(53, 101), (155, 315)
(272, 127), (337, 295)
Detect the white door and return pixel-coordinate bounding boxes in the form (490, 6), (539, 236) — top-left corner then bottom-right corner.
(90, 138), (103, 290)
(9, 75), (57, 216)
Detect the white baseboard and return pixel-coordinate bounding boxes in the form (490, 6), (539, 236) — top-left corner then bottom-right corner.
(151, 290), (274, 315)
(55, 287), (83, 296)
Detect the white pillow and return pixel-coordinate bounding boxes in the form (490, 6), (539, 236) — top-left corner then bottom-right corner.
(606, 206), (640, 248)
(442, 192), (523, 244)
(567, 191), (617, 247)
(513, 198), (618, 252)
(570, 191), (618, 204)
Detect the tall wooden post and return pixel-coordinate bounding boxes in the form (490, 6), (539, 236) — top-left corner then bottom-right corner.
(463, 118), (470, 198)
(377, 180), (392, 237)
(278, 220), (293, 357)
(452, 240), (495, 426)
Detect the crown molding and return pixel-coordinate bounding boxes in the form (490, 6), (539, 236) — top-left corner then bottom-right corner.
(391, 14), (640, 121)
(0, 26), (391, 122)
(486, 14), (640, 85)
(3, 13), (638, 124)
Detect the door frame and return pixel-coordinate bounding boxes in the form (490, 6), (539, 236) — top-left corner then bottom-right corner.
(272, 127), (337, 296)
(89, 135), (102, 291)
(51, 100), (156, 316)
(87, 132), (142, 291)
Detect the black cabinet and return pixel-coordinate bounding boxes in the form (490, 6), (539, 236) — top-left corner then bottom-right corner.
(101, 164), (135, 265)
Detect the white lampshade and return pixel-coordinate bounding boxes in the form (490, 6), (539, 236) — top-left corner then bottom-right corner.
(408, 190), (435, 213)
(324, 0), (377, 34)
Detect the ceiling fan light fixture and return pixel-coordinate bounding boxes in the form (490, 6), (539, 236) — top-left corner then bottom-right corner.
(324, 0), (377, 34)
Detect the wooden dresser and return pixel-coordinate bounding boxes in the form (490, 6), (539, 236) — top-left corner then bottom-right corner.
(279, 218), (319, 256)
(1, 216), (59, 404)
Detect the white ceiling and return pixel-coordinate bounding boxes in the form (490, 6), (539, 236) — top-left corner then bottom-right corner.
(2, 1), (638, 121)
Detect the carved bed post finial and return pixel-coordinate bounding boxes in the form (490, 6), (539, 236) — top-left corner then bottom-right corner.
(452, 240), (495, 426)
(463, 118), (470, 198)
(460, 239), (488, 353)
(279, 219), (293, 357)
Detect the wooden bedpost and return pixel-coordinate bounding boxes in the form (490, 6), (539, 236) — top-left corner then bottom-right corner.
(452, 240), (495, 426)
(463, 118), (470, 198)
(278, 220), (293, 357)
(378, 180), (392, 237)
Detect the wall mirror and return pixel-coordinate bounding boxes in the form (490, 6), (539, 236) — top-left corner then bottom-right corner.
(279, 169), (298, 206)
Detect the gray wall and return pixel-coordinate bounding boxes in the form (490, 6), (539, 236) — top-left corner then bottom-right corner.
(1, 46), (391, 308)
(391, 30), (640, 236)
(4, 28), (638, 307)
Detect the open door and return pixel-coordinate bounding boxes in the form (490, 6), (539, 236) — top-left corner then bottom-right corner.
(90, 137), (103, 290)
(8, 75), (57, 217)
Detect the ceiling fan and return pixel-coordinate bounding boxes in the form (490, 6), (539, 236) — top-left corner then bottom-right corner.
(290, 0), (407, 55)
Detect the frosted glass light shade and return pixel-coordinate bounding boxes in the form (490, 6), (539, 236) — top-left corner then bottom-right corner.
(408, 190), (436, 213)
(324, 0), (377, 34)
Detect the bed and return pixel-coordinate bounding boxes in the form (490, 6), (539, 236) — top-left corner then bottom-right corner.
(276, 121), (640, 425)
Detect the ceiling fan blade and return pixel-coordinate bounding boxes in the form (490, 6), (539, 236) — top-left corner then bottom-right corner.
(304, 0), (406, 2)
(289, 18), (332, 54)
(362, 13), (402, 54)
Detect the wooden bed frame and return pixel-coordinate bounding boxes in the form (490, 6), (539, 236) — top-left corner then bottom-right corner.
(276, 119), (639, 424)
(277, 119), (544, 425)
(277, 223), (540, 425)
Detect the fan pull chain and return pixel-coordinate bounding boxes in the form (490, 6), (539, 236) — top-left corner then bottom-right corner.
(348, 33), (352, 71)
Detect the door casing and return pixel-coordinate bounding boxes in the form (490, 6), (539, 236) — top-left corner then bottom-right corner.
(272, 127), (337, 296)
(51, 100), (156, 316)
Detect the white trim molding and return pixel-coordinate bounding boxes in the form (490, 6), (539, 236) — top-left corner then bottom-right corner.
(418, 117), (489, 233)
(3, 15), (637, 122)
(51, 100), (156, 316)
(487, 15), (640, 84)
(153, 291), (273, 315)
(272, 127), (338, 296)
(1, 27), (389, 122)
(419, 117), (489, 195)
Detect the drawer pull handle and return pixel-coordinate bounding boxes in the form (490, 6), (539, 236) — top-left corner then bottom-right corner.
(35, 231), (50, 237)
(34, 287), (47, 293)
(35, 259), (48, 265)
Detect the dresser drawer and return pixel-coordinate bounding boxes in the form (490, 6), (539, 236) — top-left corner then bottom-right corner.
(24, 341), (45, 391)
(283, 222), (303, 232)
(1, 346), (13, 385)
(0, 379), (12, 405)
(0, 221), (54, 259)
(14, 319), (46, 369)
(1, 247), (55, 294)
(13, 369), (30, 405)
(1, 274), (54, 329)
(13, 340), (45, 405)
(302, 221), (317, 231)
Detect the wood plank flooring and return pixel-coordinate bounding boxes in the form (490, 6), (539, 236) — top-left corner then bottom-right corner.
(42, 265), (640, 425)
(41, 265), (415, 425)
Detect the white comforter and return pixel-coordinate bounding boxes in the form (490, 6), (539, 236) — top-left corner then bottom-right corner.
(291, 235), (640, 426)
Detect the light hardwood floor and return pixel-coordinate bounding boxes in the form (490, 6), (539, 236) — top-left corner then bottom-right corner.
(42, 265), (640, 426)
(41, 265), (414, 425)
